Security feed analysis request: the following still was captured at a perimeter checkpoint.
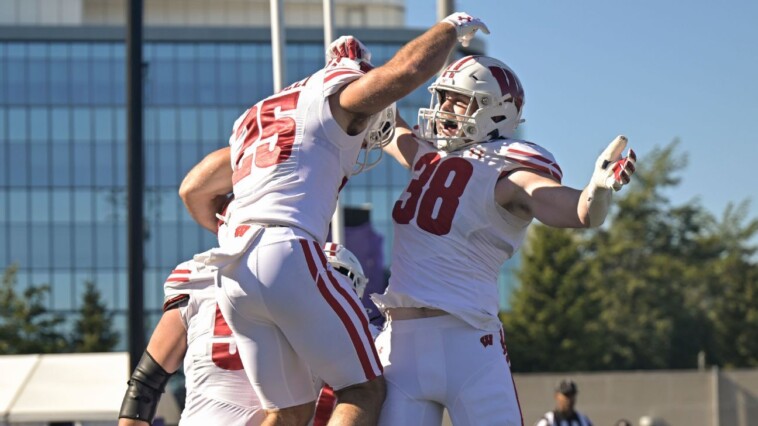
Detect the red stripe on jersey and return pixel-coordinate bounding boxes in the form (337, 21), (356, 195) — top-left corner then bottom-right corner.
(509, 157), (562, 182)
(312, 241), (382, 374)
(171, 269), (191, 274)
(312, 385), (337, 426)
(299, 239), (380, 381)
(166, 277), (190, 283)
(324, 69), (363, 83)
(162, 294), (189, 312)
(507, 148), (563, 179)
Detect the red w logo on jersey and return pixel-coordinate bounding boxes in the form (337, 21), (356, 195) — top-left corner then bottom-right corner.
(480, 334), (494, 348)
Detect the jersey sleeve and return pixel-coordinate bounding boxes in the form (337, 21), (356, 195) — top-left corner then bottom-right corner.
(162, 259), (216, 313)
(494, 140), (563, 183)
(322, 59), (366, 97)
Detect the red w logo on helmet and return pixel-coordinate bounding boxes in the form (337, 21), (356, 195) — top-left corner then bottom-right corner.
(488, 66), (524, 111)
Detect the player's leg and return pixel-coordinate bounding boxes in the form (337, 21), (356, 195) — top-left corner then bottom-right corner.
(444, 326), (523, 426)
(328, 377), (386, 426)
(374, 317), (447, 426)
(256, 233), (383, 425)
(216, 257), (316, 426)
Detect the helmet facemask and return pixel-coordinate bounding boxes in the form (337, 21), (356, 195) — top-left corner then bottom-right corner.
(418, 56), (525, 152)
(353, 103), (396, 175)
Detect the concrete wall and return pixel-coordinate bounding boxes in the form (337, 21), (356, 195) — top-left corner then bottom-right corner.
(440, 369), (758, 426)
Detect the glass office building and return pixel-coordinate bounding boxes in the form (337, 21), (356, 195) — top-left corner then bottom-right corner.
(0, 3), (503, 348)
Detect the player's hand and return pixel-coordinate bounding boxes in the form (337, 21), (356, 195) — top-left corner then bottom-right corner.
(591, 135), (637, 191)
(326, 35), (372, 64)
(441, 12), (490, 47)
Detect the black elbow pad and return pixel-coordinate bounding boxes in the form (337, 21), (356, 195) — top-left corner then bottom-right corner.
(119, 351), (173, 424)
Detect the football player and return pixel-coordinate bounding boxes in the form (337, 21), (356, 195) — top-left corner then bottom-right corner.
(177, 13), (490, 426)
(372, 55), (637, 425)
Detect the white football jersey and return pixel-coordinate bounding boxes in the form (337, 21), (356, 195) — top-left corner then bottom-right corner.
(228, 59), (369, 243)
(373, 138), (562, 331)
(163, 259), (264, 425)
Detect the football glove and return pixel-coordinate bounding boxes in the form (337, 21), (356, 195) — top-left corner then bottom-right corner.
(591, 135), (636, 192)
(441, 12), (490, 47)
(326, 35), (372, 65)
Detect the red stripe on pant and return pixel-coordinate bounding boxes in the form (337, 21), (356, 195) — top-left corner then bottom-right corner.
(311, 240), (382, 373)
(312, 385), (337, 426)
(299, 239), (380, 381)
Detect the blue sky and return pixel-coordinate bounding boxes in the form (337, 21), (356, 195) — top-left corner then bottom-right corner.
(404, 0), (758, 223)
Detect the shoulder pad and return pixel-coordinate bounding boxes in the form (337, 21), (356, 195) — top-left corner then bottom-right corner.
(322, 59), (366, 96)
(491, 139), (563, 183)
(162, 260), (215, 312)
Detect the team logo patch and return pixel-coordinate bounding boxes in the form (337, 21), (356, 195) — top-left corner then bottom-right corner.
(480, 334), (494, 348)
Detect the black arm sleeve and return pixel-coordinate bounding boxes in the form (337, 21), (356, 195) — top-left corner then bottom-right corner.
(118, 351), (173, 424)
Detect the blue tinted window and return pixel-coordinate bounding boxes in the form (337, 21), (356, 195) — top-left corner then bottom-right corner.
(70, 59), (91, 104)
(7, 57), (27, 104)
(94, 108), (114, 142)
(200, 107), (221, 141)
(30, 223), (51, 268)
(72, 144), (93, 186)
(28, 189), (52, 223)
(91, 59), (113, 105)
(51, 144), (72, 187)
(30, 143), (51, 186)
(28, 58), (48, 104)
(94, 223), (116, 267)
(73, 224), (94, 268)
(30, 108), (48, 142)
(158, 108), (177, 143)
(51, 189), (72, 223)
(51, 108), (71, 142)
(157, 143), (179, 186)
(8, 108), (27, 141)
(0, 225), (6, 266)
(8, 224), (29, 266)
(50, 272), (74, 309)
(73, 190), (93, 222)
(8, 144), (28, 186)
(73, 108), (92, 142)
(94, 144), (114, 187)
(49, 59), (71, 105)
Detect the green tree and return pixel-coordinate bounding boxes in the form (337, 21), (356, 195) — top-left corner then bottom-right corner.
(0, 264), (68, 354)
(70, 281), (120, 352)
(503, 140), (758, 371)
(501, 225), (600, 372)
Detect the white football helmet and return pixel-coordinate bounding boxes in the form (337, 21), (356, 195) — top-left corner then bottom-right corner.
(323, 242), (369, 298)
(418, 55), (525, 151)
(353, 102), (396, 175)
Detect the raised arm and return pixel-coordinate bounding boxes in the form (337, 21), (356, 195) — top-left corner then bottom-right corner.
(179, 147), (233, 233)
(382, 114), (420, 169)
(333, 12), (488, 126)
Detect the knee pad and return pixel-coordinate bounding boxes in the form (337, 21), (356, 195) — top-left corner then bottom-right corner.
(119, 351), (173, 423)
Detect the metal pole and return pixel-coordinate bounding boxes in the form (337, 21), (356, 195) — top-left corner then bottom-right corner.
(126, 0), (145, 372)
(270, 0), (286, 92)
(323, 0), (344, 244)
(323, 0), (335, 55)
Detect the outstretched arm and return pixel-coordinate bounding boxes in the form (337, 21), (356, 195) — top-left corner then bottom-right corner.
(496, 136), (636, 228)
(382, 114), (420, 169)
(179, 147), (233, 233)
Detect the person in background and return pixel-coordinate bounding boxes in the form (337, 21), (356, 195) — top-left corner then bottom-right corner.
(535, 380), (593, 426)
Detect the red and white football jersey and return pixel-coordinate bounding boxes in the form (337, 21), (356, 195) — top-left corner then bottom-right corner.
(228, 59), (369, 244)
(163, 259), (264, 425)
(373, 138), (562, 332)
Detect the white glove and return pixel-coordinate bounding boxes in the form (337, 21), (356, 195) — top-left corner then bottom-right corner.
(591, 135), (636, 191)
(441, 12), (490, 47)
(326, 35), (372, 65)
